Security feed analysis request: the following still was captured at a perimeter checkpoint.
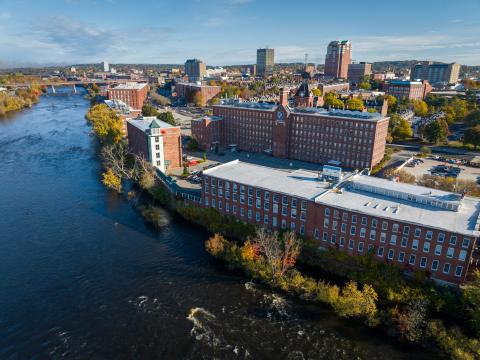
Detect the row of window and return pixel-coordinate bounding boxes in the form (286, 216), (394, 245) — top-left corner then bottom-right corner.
(318, 233), (463, 277)
(323, 207), (470, 248)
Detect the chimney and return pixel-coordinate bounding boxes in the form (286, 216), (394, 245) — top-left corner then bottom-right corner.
(381, 98), (389, 117)
(279, 88), (288, 107)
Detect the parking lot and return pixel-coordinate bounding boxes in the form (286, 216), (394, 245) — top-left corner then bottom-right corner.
(401, 158), (480, 183)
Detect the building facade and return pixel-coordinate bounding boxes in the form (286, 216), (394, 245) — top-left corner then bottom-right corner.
(411, 62), (461, 85)
(192, 89), (389, 170)
(386, 80), (432, 100)
(201, 160), (480, 285)
(175, 82), (222, 107)
(257, 48), (275, 77)
(127, 117), (182, 173)
(348, 62), (372, 83)
(185, 59), (206, 82)
(319, 82), (350, 95)
(324, 40), (352, 79)
(107, 82), (149, 110)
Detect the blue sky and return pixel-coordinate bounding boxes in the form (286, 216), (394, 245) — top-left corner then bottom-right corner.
(0, 0), (479, 68)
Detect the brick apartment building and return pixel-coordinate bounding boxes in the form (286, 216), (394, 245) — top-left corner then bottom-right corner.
(318, 82), (350, 95)
(175, 82), (222, 107)
(201, 160), (480, 285)
(127, 116), (182, 174)
(192, 89), (389, 170)
(386, 80), (432, 100)
(107, 82), (149, 110)
(348, 62), (372, 83)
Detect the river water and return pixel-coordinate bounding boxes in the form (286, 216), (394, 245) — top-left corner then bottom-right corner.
(0, 88), (432, 359)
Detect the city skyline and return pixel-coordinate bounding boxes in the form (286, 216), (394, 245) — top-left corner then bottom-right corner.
(0, 0), (480, 68)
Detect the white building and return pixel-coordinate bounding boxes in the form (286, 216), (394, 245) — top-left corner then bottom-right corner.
(102, 61), (109, 72)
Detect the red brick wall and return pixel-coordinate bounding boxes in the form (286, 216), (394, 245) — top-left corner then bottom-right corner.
(127, 122), (148, 159)
(163, 127), (182, 170)
(107, 85), (148, 110)
(201, 173), (476, 285)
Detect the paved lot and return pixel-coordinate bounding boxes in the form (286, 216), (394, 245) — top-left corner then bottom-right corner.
(401, 158), (480, 182)
(157, 108), (196, 136)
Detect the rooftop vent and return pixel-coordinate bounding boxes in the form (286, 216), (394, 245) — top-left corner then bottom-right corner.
(364, 201), (371, 207)
(383, 206), (389, 212)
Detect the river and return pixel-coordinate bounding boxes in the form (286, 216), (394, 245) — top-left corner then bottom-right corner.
(0, 87), (433, 359)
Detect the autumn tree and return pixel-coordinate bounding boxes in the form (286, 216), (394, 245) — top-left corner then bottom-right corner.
(86, 104), (123, 144)
(346, 97), (365, 111)
(311, 88), (322, 97)
(392, 118), (413, 140)
(102, 168), (122, 192)
(193, 91), (204, 107)
(384, 168), (416, 184)
(412, 100), (428, 117)
(323, 92), (344, 109)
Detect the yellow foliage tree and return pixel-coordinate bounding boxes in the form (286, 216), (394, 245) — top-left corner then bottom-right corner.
(102, 168), (122, 192)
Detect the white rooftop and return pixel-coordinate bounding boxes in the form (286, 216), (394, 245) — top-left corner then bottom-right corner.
(317, 175), (480, 236)
(203, 160), (332, 200)
(112, 82), (147, 90)
(127, 116), (176, 132)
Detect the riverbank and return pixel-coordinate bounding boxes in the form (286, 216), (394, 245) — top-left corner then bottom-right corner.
(85, 103), (480, 359)
(0, 87), (42, 116)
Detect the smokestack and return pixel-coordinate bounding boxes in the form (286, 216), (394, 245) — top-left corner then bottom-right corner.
(381, 98), (389, 117)
(279, 88), (288, 107)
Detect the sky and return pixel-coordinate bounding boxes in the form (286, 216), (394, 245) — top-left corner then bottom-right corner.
(0, 0), (479, 68)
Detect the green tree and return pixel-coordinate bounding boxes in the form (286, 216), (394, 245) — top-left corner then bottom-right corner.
(142, 103), (159, 117)
(464, 110), (480, 126)
(359, 81), (371, 90)
(393, 118), (413, 140)
(451, 98), (468, 121)
(157, 111), (176, 126)
(423, 119), (448, 144)
(346, 98), (365, 111)
(324, 92), (344, 109)
(464, 270), (480, 336)
(412, 100), (428, 117)
(463, 125), (480, 149)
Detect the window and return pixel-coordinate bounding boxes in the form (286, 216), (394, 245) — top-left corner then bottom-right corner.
(350, 226), (356, 236)
(382, 221), (388, 231)
(248, 197), (253, 207)
(282, 206), (288, 217)
(455, 265), (463, 277)
(324, 218), (330, 228)
(273, 203), (278, 214)
(211, 199), (216, 208)
(331, 234), (336, 244)
(437, 232), (445, 243)
(291, 208), (297, 219)
(264, 202), (269, 211)
(361, 217), (367, 226)
(431, 260), (439, 271)
(380, 232), (386, 243)
(446, 247), (454, 258)
(323, 232), (328, 242)
(449, 235), (457, 245)
(225, 202), (229, 212)
(233, 205), (237, 214)
(377, 247), (384, 257)
(462, 238), (471, 249)
(420, 257), (427, 268)
(339, 237), (345, 247)
(414, 228), (421, 238)
(282, 195), (288, 205)
(403, 226), (410, 235)
(370, 230), (376, 241)
(314, 228), (320, 239)
(390, 234), (397, 245)
(273, 194), (279, 203)
(155, 145), (160, 150)
(300, 211), (306, 222)
(332, 221), (338, 231)
(300, 224), (305, 235)
(409, 254), (416, 265)
(240, 207), (244, 217)
(324, 208), (330, 217)
(341, 223), (347, 233)
(387, 249), (394, 260)
(248, 209), (252, 219)
(435, 245), (442, 256)
(392, 223), (399, 233)
(358, 242), (364, 253)
(459, 250), (467, 262)
(218, 201), (222, 210)
(156, 152), (160, 158)
(412, 239), (419, 250)
(423, 242), (430, 253)
(360, 228), (366, 238)
(256, 189), (261, 198)
(255, 212), (260, 222)
(426, 231), (433, 241)
(291, 198), (297, 209)
(248, 187), (253, 196)
(348, 239), (354, 250)
(398, 252), (405, 262)
(401, 237), (408, 248)
(371, 219), (377, 229)
(256, 198), (261, 209)
(290, 222), (296, 231)
(443, 263), (451, 274)
(240, 195), (245, 204)
(342, 212), (348, 222)
(351, 214), (357, 224)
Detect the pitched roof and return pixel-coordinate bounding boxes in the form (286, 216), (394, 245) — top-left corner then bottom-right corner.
(295, 82), (311, 98)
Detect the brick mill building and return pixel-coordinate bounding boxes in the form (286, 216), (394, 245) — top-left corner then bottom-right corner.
(175, 82), (222, 107)
(192, 89), (389, 170)
(107, 82), (149, 111)
(127, 116), (182, 174)
(201, 160), (480, 286)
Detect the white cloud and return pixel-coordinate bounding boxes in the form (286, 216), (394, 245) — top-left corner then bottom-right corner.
(0, 12), (12, 19)
(202, 17), (224, 27)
